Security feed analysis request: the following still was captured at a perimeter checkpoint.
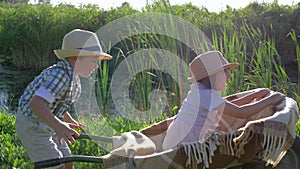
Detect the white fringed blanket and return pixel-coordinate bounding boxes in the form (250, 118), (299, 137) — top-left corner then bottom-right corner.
(181, 90), (299, 169)
(234, 96), (299, 166)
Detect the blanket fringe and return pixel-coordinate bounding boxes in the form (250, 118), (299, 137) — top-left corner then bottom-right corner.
(182, 131), (237, 169)
(219, 131), (239, 156)
(233, 97), (299, 167)
(234, 121), (292, 167)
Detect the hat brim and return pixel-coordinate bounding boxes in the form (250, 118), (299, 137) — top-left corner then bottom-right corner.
(54, 49), (113, 60)
(188, 62), (239, 83)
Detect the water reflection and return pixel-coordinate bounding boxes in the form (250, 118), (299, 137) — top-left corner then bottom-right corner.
(0, 65), (37, 112)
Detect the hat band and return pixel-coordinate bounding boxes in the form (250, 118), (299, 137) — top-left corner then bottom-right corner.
(76, 46), (101, 52)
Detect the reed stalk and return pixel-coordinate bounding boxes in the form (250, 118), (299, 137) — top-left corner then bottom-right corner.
(289, 29), (300, 107)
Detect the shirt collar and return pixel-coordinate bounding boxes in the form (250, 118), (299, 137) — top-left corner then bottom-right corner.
(57, 60), (74, 79)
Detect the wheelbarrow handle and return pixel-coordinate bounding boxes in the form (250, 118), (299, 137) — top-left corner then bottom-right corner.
(34, 133), (111, 169)
(75, 133), (113, 143)
(34, 155), (103, 169)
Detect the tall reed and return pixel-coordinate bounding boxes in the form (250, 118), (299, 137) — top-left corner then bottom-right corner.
(212, 23), (292, 98)
(289, 29), (300, 107)
(96, 19), (298, 124)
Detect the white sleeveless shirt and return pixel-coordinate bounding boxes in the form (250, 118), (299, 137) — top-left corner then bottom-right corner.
(162, 83), (225, 150)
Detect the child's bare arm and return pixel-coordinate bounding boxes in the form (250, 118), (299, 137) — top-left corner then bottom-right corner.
(29, 95), (80, 145)
(230, 88), (270, 106)
(223, 91), (285, 118)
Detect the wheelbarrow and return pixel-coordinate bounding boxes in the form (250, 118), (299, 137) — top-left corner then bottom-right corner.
(34, 90), (300, 169)
(33, 125), (300, 169)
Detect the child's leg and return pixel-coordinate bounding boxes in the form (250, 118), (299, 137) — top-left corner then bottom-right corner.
(15, 112), (65, 169)
(64, 162), (74, 169)
(218, 114), (248, 132)
(52, 135), (73, 169)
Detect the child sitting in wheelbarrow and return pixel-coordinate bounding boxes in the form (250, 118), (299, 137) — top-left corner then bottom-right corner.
(163, 50), (285, 150)
(160, 51), (290, 168)
(103, 50), (297, 169)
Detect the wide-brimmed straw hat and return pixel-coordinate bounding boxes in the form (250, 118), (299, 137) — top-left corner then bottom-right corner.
(54, 29), (112, 60)
(188, 51), (239, 82)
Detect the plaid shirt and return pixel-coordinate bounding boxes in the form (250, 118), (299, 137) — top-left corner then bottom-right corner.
(18, 60), (81, 119)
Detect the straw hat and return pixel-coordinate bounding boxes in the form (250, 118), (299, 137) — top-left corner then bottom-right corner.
(188, 51), (239, 82)
(54, 29), (112, 60)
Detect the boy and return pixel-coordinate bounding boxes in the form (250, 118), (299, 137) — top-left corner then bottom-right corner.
(15, 29), (112, 169)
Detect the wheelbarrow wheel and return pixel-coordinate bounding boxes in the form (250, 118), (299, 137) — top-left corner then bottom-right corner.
(238, 148), (299, 169)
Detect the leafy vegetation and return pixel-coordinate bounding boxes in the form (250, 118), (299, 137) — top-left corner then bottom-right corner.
(0, 112), (32, 168)
(0, 1), (299, 69)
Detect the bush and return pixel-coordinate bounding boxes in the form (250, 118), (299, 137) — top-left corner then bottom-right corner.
(0, 113), (32, 168)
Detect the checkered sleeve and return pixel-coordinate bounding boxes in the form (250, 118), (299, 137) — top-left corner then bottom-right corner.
(41, 67), (70, 102)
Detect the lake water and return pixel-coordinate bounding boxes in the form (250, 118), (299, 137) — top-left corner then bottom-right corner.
(0, 65), (37, 112)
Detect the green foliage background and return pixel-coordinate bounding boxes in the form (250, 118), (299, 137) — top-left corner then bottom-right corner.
(0, 1), (299, 69)
(0, 0), (299, 168)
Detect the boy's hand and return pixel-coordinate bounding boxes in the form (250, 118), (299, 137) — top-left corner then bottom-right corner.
(55, 122), (80, 145)
(69, 122), (85, 130)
